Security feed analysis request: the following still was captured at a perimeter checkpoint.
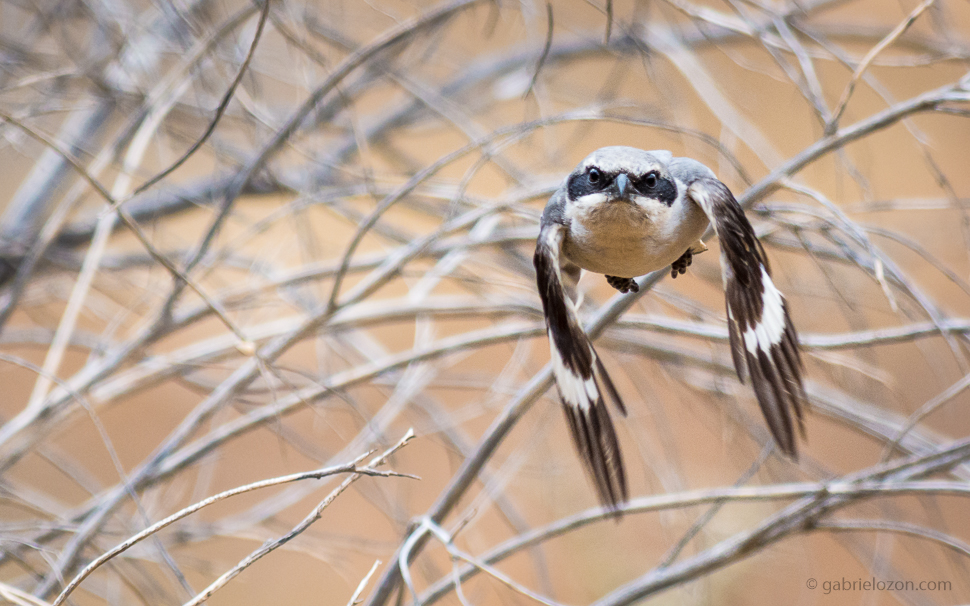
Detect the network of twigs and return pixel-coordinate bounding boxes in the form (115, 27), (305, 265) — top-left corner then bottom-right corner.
(1, 0), (970, 605)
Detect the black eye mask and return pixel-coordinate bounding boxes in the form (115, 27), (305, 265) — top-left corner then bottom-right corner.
(569, 168), (678, 206)
(567, 168), (615, 200)
(633, 173), (677, 206)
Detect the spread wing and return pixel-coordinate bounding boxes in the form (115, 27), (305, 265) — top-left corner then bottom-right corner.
(687, 178), (807, 456)
(534, 221), (628, 511)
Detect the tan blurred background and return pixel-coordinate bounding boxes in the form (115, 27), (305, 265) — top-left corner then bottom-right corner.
(1, 0), (970, 604)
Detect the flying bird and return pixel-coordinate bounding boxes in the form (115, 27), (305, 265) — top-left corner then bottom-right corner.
(534, 146), (806, 512)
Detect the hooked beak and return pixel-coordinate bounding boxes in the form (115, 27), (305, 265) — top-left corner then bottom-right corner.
(612, 173), (630, 201)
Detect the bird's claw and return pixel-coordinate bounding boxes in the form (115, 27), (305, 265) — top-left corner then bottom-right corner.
(606, 275), (639, 293)
(671, 249), (693, 279)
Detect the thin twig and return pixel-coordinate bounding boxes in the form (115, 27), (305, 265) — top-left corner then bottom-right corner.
(827, 0), (936, 133)
(523, 3), (554, 99)
(181, 430), (415, 606)
(53, 447), (417, 606)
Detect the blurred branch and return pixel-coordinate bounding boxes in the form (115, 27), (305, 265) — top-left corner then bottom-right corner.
(418, 478), (970, 606)
(827, 0), (936, 133)
(1, 1), (969, 604)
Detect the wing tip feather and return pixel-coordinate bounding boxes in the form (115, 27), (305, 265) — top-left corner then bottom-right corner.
(558, 385), (628, 513)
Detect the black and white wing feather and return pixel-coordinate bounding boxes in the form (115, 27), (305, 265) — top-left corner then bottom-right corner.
(534, 221), (628, 511)
(688, 178), (807, 456)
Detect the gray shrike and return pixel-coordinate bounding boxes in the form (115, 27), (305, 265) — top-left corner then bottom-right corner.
(534, 146), (806, 511)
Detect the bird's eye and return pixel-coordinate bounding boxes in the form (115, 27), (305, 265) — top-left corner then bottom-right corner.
(644, 173), (658, 188)
(588, 168), (601, 184)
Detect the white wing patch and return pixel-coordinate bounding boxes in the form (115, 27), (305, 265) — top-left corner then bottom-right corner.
(534, 220), (629, 510)
(687, 176), (807, 457)
(742, 266), (786, 354)
(549, 330), (598, 411)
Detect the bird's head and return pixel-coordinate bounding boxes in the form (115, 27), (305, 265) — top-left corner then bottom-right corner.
(566, 146), (678, 208)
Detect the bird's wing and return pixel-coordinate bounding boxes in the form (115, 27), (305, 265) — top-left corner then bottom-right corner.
(534, 221), (628, 511)
(687, 178), (807, 456)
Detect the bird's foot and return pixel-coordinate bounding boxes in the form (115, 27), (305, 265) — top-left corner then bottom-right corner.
(671, 249), (693, 279)
(606, 275), (639, 293)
